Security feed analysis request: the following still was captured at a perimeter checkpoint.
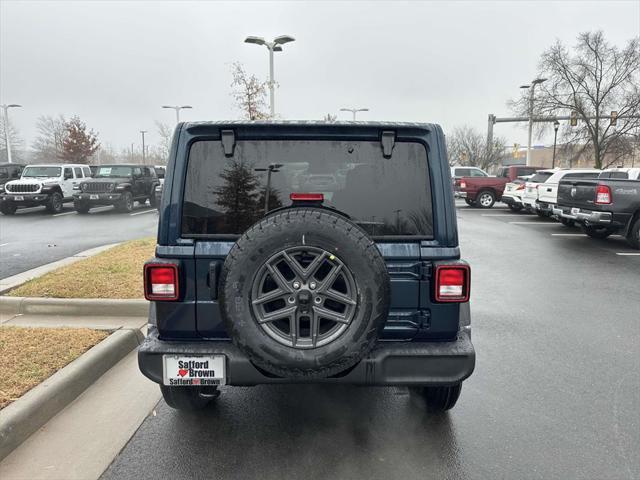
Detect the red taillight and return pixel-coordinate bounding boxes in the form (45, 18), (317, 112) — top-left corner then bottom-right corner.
(434, 265), (470, 302)
(516, 184), (525, 190)
(460, 181), (467, 189)
(290, 193), (324, 201)
(144, 263), (179, 301)
(595, 185), (612, 204)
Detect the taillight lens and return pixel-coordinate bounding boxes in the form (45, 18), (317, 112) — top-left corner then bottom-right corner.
(434, 265), (470, 302)
(460, 181), (467, 189)
(595, 185), (612, 204)
(144, 263), (179, 301)
(516, 184), (525, 190)
(290, 193), (324, 201)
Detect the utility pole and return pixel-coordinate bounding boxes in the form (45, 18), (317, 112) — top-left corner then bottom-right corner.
(520, 78), (547, 166)
(244, 35), (296, 118)
(162, 105), (192, 123)
(552, 120), (560, 168)
(340, 108), (369, 121)
(1, 104), (22, 163)
(254, 163), (283, 214)
(140, 130), (147, 165)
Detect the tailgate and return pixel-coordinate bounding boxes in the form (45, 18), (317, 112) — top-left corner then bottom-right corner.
(557, 180), (597, 207)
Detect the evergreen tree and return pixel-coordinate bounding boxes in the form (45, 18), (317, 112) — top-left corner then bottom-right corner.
(214, 160), (261, 233)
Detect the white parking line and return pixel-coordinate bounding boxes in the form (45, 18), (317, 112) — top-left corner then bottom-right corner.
(130, 209), (156, 216)
(616, 253), (640, 256)
(508, 222), (560, 226)
(0, 243), (9, 247)
(551, 233), (587, 236)
(53, 211), (77, 217)
(481, 214), (527, 217)
(91, 206), (114, 213)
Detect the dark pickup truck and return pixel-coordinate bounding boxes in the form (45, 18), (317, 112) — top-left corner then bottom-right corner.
(138, 121), (475, 413)
(454, 165), (542, 208)
(553, 169), (640, 249)
(73, 164), (159, 213)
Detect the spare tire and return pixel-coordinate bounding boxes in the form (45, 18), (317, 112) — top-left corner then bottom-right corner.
(219, 208), (390, 379)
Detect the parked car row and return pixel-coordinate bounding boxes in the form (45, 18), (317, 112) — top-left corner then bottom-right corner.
(0, 163), (164, 215)
(496, 167), (640, 249)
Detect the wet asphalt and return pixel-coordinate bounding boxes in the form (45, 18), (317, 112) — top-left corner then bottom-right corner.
(0, 203), (158, 278)
(102, 202), (640, 480)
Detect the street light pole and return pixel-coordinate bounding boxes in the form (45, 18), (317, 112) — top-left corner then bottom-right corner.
(521, 78), (546, 166)
(140, 130), (147, 165)
(255, 163), (283, 214)
(1, 104), (22, 163)
(552, 120), (560, 168)
(162, 105), (192, 123)
(340, 108), (369, 121)
(245, 35), (296, 118)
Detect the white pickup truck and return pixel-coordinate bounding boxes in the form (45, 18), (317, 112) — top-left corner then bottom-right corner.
(0, 164), (91, 215)
(523, 169), (601, 217)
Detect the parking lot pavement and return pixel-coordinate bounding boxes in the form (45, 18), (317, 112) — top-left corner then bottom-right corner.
(0, 203), (158, 278)
(101, 202), (640, 480)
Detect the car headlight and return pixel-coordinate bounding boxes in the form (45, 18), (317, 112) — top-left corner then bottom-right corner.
(73, 184), (80, 190)
(115, 184), (126, 191)
(0, 184), (4, 192)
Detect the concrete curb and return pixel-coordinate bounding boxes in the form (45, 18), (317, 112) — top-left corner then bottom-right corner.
(0, 243), (121, 295)
(0, 297), (149, 317)
(0, 328), (144, 462)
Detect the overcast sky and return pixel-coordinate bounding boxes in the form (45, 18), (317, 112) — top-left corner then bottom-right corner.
(1, 0), (639, 154)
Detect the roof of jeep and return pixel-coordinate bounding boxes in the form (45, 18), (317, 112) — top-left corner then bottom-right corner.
(23, 163), (89, 168)
(182, 120), (438, 130)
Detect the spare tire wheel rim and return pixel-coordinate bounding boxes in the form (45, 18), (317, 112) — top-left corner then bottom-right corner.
(250, 246), (357, 349)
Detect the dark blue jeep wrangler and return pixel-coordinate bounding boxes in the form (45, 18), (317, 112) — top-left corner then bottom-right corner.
(138, 121), (475, 412)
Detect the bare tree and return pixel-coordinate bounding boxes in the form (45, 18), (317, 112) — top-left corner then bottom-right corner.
(156, 121), (173, 163)
(446, 125), (506, 171)
(0, 117), (25, 162)
(511, 31), (639, 168)
(230, 62), (269, 120)
(32, 115), (67, 162)
(323, 113), (338, 122)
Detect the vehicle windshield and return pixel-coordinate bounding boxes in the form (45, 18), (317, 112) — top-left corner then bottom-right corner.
(22, 166), (61, 178)
(94, 166), (133, 178)
(0, 168), (8, 179)
(154, 167), (165, 179)
(529, 172), (554, 183)
(183, 139), (433, 238)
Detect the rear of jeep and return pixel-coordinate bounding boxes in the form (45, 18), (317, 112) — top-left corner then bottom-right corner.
(138, 121), (475, 412)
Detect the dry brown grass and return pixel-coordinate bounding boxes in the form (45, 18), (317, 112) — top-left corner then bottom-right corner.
(8, 237), (155, 299)
(0, 326), (109, 409)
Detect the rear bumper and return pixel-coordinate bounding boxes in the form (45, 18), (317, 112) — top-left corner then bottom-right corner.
(454, 190), (467, 199)
(501, 195), (521, 206)
(138, 326), (476, 387)
(552, 206), (612, 225)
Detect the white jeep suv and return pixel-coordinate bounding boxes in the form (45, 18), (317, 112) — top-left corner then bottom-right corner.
(1, 164), (91, 215)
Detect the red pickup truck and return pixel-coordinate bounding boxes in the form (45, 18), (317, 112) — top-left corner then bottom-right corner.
(454, 165), (542, 208)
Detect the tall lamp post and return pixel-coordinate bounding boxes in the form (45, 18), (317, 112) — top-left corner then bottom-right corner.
(520, 78), (547, 166)
(340, 107), (369, 121)
(1, 104), (22, 163)
(244, 35), (296, 118)
(140, 130), (147, 164)
(254, 163), (283, 214)
(552, 120), (560, 168)
(162, 105), (192, 123)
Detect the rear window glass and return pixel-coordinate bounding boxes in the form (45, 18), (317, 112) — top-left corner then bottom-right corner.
(529, 172), (553, 183)
(599, 171), (628, 179)
(182, 140), (433, 238)
(563, 172), (600, 179)
(516, 167), (538, 176)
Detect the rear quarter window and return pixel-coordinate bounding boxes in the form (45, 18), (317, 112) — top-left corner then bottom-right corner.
(182, 140), (433, 239)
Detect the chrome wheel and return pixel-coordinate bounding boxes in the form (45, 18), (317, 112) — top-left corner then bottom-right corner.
(479, 192), (493, 207)
(251, 246), (357, 349)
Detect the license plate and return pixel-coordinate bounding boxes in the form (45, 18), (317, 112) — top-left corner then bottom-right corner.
(163, 355), (226, 386)
(90, 194), (99, 200)
(14, 195), (24, 201)
(571, 207), (580, 215)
